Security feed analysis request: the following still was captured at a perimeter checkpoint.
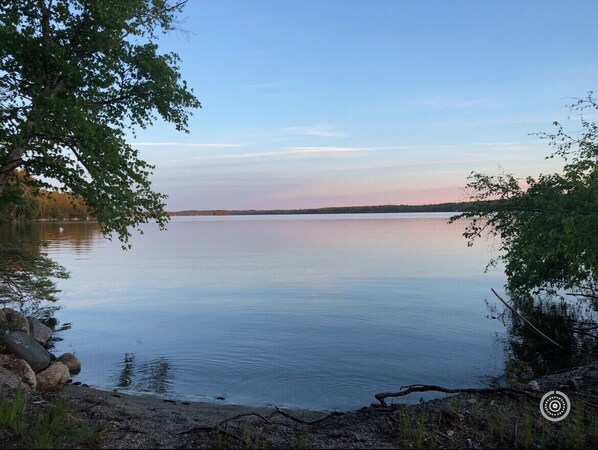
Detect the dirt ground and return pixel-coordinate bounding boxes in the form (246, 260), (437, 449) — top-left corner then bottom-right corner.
(3, 362), (591, 449)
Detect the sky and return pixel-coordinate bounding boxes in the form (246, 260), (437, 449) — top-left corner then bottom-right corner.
(130, 0), (598, 211)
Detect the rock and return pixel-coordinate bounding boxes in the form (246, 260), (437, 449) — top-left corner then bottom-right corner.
(3, 309), (29, 334)
(0, 366), (32, 392)
(36, 362), (70, 391)
(526, 380), (540, 391)
(0, 310), (9, 336)
(446, 429), (455, 437)
(0, 331), (52, 373)
(0, 354), (37, 389)
(57, 353), (81, 374)
(27, 317), (53, 346)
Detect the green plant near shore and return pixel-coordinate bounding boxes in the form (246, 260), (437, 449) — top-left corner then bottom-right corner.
(0, 388), (27, 437)
(513, 404), (534, 449)
(0, 388), (100, 448)
(560, 399), (586, 450)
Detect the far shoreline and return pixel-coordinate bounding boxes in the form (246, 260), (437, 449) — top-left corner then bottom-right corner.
(168, 201), (472, 217)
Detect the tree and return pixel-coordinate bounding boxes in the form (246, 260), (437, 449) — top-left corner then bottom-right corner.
(451, 93), (598, 300)
(0, 0), (200, 244)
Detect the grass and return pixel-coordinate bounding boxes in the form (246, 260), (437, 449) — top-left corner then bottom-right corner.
(0, 388), (27, 436)
(0, 388), (101, 449)
(513, 404), (534, 449)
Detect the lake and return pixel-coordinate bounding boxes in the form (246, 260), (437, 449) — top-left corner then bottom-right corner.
(1, 213), (508, 410)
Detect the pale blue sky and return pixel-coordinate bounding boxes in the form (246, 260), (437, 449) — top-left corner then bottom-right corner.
(131, 0), (598, 210)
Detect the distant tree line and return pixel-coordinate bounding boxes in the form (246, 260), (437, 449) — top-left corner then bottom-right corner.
(169, 202), (471, 217)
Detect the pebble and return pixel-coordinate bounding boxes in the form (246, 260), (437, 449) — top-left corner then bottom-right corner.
(526, 380), (540, 391)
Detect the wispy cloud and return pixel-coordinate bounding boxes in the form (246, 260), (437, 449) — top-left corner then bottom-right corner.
(129, 142), (244, 148)
(285, 125), (346, 138)
(215, 146), (383, 160)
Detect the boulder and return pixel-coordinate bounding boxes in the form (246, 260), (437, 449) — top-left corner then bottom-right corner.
(0, 366), (32, 392)
(0, 331), (52, 373)
(0, 354), (37, 389)
(3, 309), (29, 334)
(27, 317), (53, 346)
(36, 362), (70, 391)
(57, 353), (81, 374)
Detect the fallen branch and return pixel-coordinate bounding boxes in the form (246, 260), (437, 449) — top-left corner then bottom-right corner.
(176, 406), (343, 436)
(221, 411), (272, 426)
(491, 288), (565, 349)
(272, 406), (344, 425)
(374, 384), (540, 407)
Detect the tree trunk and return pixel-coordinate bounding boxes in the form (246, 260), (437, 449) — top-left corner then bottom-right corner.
(0, 146), (26, 196)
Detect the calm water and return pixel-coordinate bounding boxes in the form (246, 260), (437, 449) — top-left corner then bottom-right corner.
(1, 214), (508, 410)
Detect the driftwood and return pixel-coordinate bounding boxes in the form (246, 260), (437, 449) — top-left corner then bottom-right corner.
(374, 384), (540, 407)
(491, 288), (565, 349)
(176, 406), (344, 439)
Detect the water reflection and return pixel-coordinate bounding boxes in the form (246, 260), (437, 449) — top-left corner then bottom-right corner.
(490, 294), (598, 384)
(0, 220), (102, 253)
(112, 353), (173, 394)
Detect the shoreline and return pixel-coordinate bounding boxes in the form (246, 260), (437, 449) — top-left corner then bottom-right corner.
(13, 362), (595, 448)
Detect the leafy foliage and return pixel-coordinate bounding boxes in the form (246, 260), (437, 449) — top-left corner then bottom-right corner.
(0, 170), (39, 221)
(0, 243), (69, 316)
(0, 0), (201, 244)
(451, 93), (598, 298)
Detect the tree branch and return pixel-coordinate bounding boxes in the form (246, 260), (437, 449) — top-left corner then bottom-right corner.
(491, 288), (565, 349)
(374, 384), (540, 407)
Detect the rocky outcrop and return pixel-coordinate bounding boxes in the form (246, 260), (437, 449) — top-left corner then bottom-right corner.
(0, 331), (52, 373)
(0, 311), (80, 394)
(36, 362), (70, 391)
